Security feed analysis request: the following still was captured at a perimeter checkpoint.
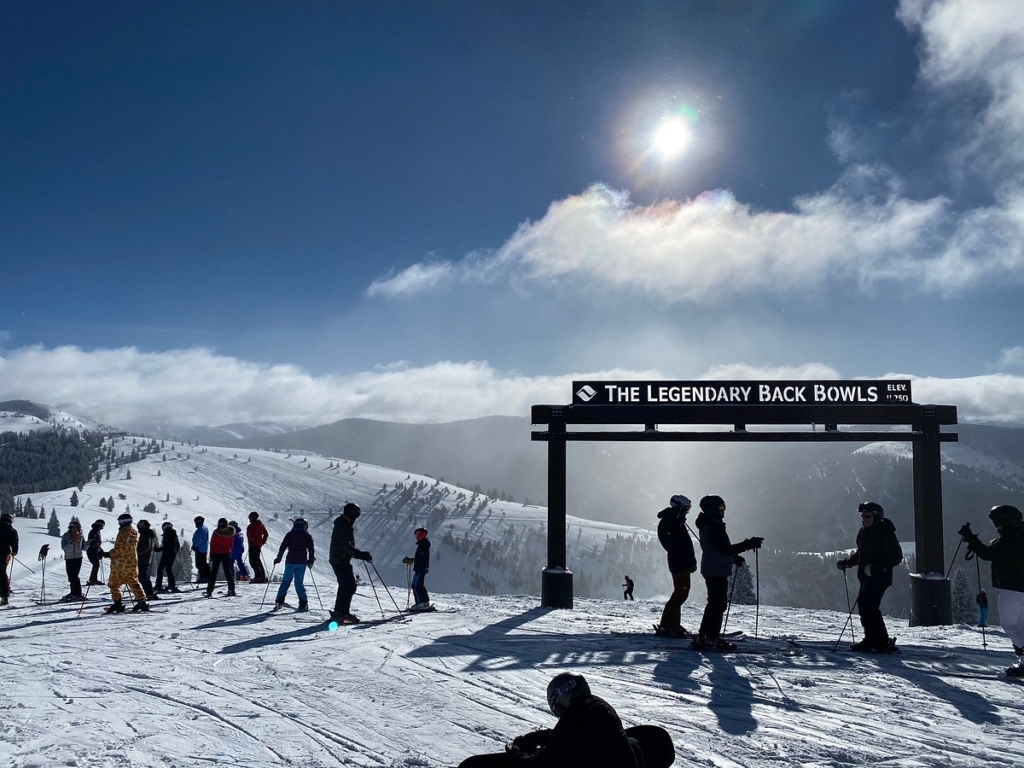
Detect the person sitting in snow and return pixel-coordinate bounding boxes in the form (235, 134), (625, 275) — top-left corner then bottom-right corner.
(102, 513), (148, 613)
(274, 517), (315, 611)
(456, 672), (675, 768)
(402, 527), (431, 611)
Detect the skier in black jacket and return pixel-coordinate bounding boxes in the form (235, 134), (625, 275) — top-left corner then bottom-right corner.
(456, 672), (675, 768)
(694, 495), (763, 650)
(0, 512), (19, 605)
(959, 504), (1024, 676)
(85, 519), (106, 585)
(402, 527), (431, 611)
(154, 521), (182, 593)
(329, 503), (372, 622)
(656, 494), (697, 637)
(837, 501), (903, 652)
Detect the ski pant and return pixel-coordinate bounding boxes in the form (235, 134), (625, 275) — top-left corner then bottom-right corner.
(155, 556), (176, 590)
(412, 570), (429, 606)
(275, 563), (307, 604)
(65, 558), (83, 597)
(138, 561), (156, 597)
(231, 553), (249, 579)
(332, 562), (356, 616)
(206, 553), (235, 595)
(624, 588), (634, 600)
(0, 556), (10, 599)
(457, 726), (671, 768)
(194, 550), (211, 582)
(857, 579), (890, 647)
(998, 589), (1024, 649)
(249, 546), (266, 581)
(87, 548), (102, 583)
(698, 575), (729, 640)
(109, 574), (145, 603)
(659, 571), (692, 630)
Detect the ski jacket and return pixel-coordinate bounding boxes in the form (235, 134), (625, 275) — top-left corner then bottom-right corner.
(846, 517), (902, 588)
(0, 519), (19, 559)
(61, 529), (85, 560)
(657, 506), (697, 574)
(192, 524), (209, 553)
(86, 525), (104, 553)
(515, 694), (641, 768)
(967, 522), (1024, 593)
(696, 511), (748, 579)
(107, 525), (139, 569)
(157, 528), (180, 562)
(232, 531), (245, 559)
(136, 526), (157, 563)
(210, 525), (235, 556)
(277, 526), (315, 565)
(246, 519), (269, 549)
(329, 514), (366, 565)
(413, 537), (430, 573)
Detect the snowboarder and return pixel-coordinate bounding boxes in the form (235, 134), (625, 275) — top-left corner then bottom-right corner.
(456, 672), (675, 768)
(102, 513), (148, 613)
(273, 517), (315, 611)
(246, 511), (269, 583)
(959, 504), (1024, 676)
(622, 575), (635, 600)
(136, 519), (158, 599)
(191, 516), (211, 583)
(85, 519), (106, 585)
(693, 495), (763, 650)
(402, 527), (431, 610)
(206, 518), (236, 597)
(0, 512), (18, 605)
(59, 517), (86, 601)
(329, 503), (372, 622)
(837, 501), (903, 652)
(154, 521), (181, 592)
(656, 494), (697, 637)
(230, 521), (249, 581)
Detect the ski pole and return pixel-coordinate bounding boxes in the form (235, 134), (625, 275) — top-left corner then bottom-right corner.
(306, 564), (325, 611)
(842, 568), (855, 644)
(967, 547), (988, 650)
(944, 536), (965, 580)
(723, 559), (739, 634)
(260, 560), (278, 608)
(363, 561), (386, 619)
(833, 594), (861, 652)
(406, 562), (412, 610)
(13, 556), (37, 574)
(369, 562), (404, 613)
(754, 549), (760, 639)
(77, 579), (93, 617)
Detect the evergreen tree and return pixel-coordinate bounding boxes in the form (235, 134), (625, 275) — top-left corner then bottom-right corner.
(38, 506), (45, 520)
(729, 562), (757, 605)
(47, 509), (61, 537)
(23, 497), (35, 518)
(70, 490), (79, 507)
(951, 568), (975, 624)
(126, 469), (132, 480)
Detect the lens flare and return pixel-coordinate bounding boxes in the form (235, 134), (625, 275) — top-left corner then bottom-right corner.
(652, 117), (692, 160)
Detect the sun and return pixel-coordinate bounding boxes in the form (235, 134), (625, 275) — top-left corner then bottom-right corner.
(652, 116), (692, 160)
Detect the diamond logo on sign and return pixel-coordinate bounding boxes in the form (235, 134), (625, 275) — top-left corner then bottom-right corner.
(575, 385), (597, 402)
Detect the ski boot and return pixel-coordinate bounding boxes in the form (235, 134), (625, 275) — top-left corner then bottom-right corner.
(1007, 646), (1024, 677)
(274, 599), (285, 610)
(104, 601), (126, 614)
(131, 600), (150, 613)
(297, 601), (309, 613)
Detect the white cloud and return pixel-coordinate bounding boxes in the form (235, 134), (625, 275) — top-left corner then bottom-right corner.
(367, 260), (455, 299)
(992, 345), (1024, 371)
(3, 346), (1024, 427)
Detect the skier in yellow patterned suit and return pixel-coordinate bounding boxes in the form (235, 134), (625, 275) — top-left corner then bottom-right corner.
(103, 513), (149, 613)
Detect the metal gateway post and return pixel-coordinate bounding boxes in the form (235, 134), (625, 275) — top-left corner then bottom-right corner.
(532, 380), (958, 623)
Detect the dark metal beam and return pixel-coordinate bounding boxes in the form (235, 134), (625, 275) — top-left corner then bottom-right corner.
(532, 430), (958, 443)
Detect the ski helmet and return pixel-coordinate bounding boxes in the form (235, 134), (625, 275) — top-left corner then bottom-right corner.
(248, 511), (259, 521)
(414, 527), (428, 541)
(343, 502), (361, 520)
(0, 513), (12, 524)
(989, 505), (1023, 529)
(117, 513), (133, 527)
(699, 495), (726, 515)
(858, 502), (884, 518)
(294, 517), (308, 530)
(546, 672), (590, 717)
(162, 521), (174, 530)
(93, 519), (105, 528)
(670, 494), (692, 511)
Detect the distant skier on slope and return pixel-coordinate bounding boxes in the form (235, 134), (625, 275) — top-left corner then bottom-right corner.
(837, 501), (903, 653)
(273, 517), (315, 611)
(622, 575), (635, 600)
(456, 672), (675, 768)
(655, 494), (697, 637)
(329, 503), (372, 622)
(959, 504), (1024, 677)
(102, 513), (148, 614)
(402, 527), (431, 611)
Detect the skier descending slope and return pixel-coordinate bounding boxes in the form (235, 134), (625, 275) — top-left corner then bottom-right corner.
(329, 503), (372, 622)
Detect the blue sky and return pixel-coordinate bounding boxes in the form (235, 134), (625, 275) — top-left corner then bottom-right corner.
(3, 1), (1024, 427)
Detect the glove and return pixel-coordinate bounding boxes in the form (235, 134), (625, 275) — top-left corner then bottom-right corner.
(363, 551), (373, 563)
(307, 559), (314, 567)
(504, 744), (524, 764)
(274, 557), (281, 564)
(958, 522), (974, 539)
(733, 554), (745, 566)
(402, 556), (414, 565)
(837, 559), (850, 571)
(746, 536), (764, 551)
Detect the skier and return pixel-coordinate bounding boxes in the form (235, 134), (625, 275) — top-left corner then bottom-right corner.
(402, 527), (431, 610)
(273, 517), (315, 611)
(0, 512), (18, 606)
(329, 503), (372, 622)
(59, 517), (86, 601)
(622, 575), (635, 600)
(693, 495), (763, 650)
(230, 521), (249, 582)
(959, 504), (1024, 676)
(246, 511), (269, 583)
(154, 521), (181, 593)
(837, 501), (903, 652)
(656, 494), (697, 637)
(85, 519), (106, 585)
(136, 519), (158, 599)
(102, 513), (148, 613)
(205, 518), (236, 597)
(456, 672), (675, 768)
(191, 516), (211, 583)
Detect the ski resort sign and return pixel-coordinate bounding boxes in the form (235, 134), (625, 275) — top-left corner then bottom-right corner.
(571, 380), (912, 406)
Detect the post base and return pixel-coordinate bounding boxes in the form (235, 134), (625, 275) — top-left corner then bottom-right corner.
(541, 568), (573, 609)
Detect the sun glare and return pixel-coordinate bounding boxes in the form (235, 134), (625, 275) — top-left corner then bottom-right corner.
(652, 117), (692, 160)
